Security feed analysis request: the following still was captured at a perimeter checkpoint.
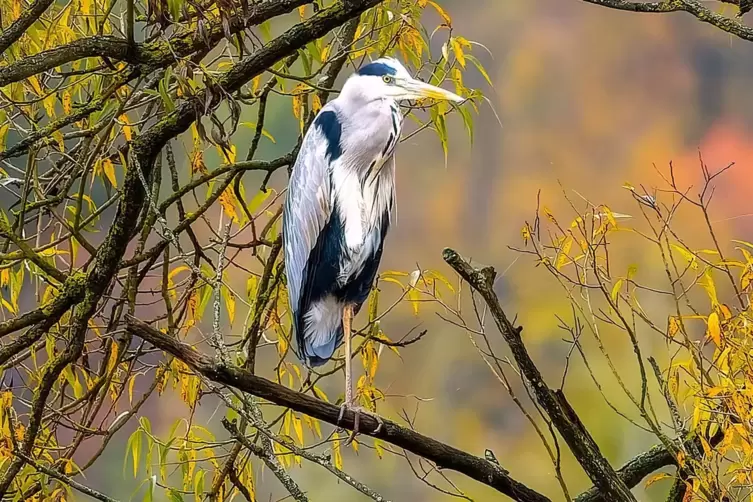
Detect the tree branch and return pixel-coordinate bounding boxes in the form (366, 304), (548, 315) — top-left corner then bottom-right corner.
(130, 0), (383, 168)
(13, 450), (119, 502)
(580, 0), (753, 41)
(0, 0), (55, 54)
(124, 315), (550, 502)
(0, 36), (135, 88)
(0, 0), (311, 88)
(222, 419), (308, 502)
(442, 248), (636, 502)
(574, 443), (674, 502)
(222, 414), (388, 502)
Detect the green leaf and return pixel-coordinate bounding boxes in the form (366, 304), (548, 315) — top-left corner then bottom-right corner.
(627, 264), (638, 280)
(434, 112), (448, 166)
(610, 279), (623, 304)
(240, 122), (276, 143)
(246, 275), (258, 301)
(159, 72), (175, 112)
(124, 428), (142, 478)
(167, 489), (185, 502)
(458, 105), (474, 144)
(193, 469), (205, 502)
(143, 476), (155, 502)
(466, 54), (493, 87)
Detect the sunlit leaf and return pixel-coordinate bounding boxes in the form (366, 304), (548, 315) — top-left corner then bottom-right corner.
(707, 312), (721, 346)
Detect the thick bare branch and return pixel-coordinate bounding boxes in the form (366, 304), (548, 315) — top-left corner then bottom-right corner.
(580, 0), (753, 41)
(442, 248), (636, 502)
(124, 315), (551, 502)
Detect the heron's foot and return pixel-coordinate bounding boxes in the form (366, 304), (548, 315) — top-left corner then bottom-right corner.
(337, 403), (384, 444)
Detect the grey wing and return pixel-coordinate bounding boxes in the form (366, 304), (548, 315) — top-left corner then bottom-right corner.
(283, 119), (333, 318)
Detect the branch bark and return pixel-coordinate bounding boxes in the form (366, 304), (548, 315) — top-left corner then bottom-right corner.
(0, 0), (312, 88)
(574, 443), (675, 502)
(0, 0), (55, 54)
(124, 315), (551, 502)
(442, 248), (637, 502)
(580, 0), (753, 41)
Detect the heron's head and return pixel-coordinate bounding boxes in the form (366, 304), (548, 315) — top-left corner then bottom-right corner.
(344, 57), (463, 103)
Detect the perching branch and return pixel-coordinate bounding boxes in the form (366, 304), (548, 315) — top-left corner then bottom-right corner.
(124, 315), (551, 502)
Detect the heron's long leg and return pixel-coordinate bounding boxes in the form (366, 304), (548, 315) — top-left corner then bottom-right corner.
(343, 304), (354, 407)
(338, 304), (383, 443)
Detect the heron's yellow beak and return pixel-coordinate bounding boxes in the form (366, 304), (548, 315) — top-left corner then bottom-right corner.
(401, 79), (464, 102)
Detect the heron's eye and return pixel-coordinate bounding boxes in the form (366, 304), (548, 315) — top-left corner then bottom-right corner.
(382, 75), (393, 84)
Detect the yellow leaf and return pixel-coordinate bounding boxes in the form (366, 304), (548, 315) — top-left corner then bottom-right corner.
(644, 472), (672, 488)
(332, 432), (343, 470)
(240, 122), (276, 143)
(672, 244), (698, 270)
(451, 37), (466, 68)
(668, 317), (679, 338)
(52, 130), (65, 152)
(521, 224), (531, 244)
(720, 304), (732, 320)
(120, 115), (133, 141)
(426, 0), (452, 26)
(407, 286), (420, 316)
(698, 269), (718, 307)
(0, 123), (9, 150)
(28, 75), (44, 96)
(107, 343), (120, 374)
(556, 236), (572, 270)
(191, 150), (206, 174)
(291, 84), (307, 132)
(189, 123), (206, 174)
(707, 312), (721, 346)
(168, 265), (190, 282)
(610, 279), (623, 304)
(43, 95), (56, 118)
(128, 375), (137, 405)
(312, 94), (322, 114)
(741, 267), (753, 290)
(218, 188), (240, 223)
(292, 413), (303, 444)
(222, 286), (236, 326)
(62, 91), (72, 114)
(102, 158), (117, 187)
(1, 391), (12, 409)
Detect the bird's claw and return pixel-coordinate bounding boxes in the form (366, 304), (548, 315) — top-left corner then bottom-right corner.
(337, 403), (384, 445)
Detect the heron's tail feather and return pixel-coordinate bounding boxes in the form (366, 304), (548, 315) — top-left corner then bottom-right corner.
(298, 295), (344, 367)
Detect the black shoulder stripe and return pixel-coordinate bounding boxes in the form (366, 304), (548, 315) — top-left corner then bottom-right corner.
(314, 110), (343, 160)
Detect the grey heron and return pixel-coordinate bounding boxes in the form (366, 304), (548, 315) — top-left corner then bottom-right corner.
(283, 57), (463, 432)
